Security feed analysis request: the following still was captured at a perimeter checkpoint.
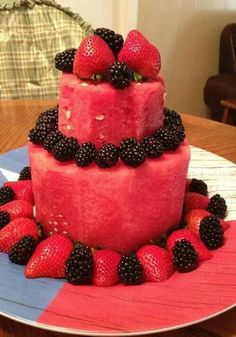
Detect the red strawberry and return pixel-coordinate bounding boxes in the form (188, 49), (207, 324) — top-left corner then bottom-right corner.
(0, 217), (39, 253)
(74, 35), (115, 79)
(0, 200), (33, 220)
(118, 30), (161, 79)
(167, 229), (212, 262)
(92, 249), (121, 287)
(25, 234), (73, 279)
(137, 245), (174, 282)
(4, 180), (34, 205)
(185, 209), (229, 234)
(183, 192), (209, 214)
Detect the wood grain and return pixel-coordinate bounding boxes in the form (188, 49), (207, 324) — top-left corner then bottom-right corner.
(0, 100), (235, 337)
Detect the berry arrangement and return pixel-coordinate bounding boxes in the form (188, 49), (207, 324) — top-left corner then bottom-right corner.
(29, 107), (186, 168)
(0, 170), (232, 287)
(54, 28), (161, 88)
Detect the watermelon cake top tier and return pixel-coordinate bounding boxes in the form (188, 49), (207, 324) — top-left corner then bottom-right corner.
(59, 74), (165, 146)
(55, 28), (165, 146)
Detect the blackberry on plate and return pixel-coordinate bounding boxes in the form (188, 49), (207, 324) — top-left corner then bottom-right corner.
(207, 194), (227, 219)
(142, 136), (164, 158)
(54, 48), (77, 73)
(43, 130), (65, 152)
(172, 239), (199, 272)
(95, 144), (119, 168)
(28, 127), (48, 145)
(108, 61), (132, 89)
(0, 211), (10, 229)
(9, 235), (36, 265)
(199, 215), (224, 250)
(118, 252), (143, 285)
(75, 142), (96, 167)
(189, 178), (208, 196)
(52, 137), (79, 161)
(0, 186), (15, 206)
(154, 126), (181, 151)
(94, 27), (124, 55)
(120, 140), (146, 167)
(65, 242), (94, 285)
(18, 166), (31, 180)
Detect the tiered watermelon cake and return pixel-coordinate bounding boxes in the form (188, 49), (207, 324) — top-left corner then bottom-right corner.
(28, 30), (190, 253)
(0, 28), (229, 287)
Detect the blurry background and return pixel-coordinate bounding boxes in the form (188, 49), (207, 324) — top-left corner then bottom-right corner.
(56, 0), (236, 120)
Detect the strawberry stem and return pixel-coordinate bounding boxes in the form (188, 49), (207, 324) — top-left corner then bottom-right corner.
(133, 72), (142, 82)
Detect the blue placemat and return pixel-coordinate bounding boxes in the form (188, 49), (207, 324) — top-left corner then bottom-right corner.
(0, 146), (28, 185)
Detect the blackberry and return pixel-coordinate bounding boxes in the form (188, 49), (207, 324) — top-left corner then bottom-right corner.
(36, 107), (58, 126)
(163, 108), (182, 126)
(171, 123), (185, 142)
(0, 186), (15, 206)
(36, 122), (57, 134)
(18, 166), (31, 180)
(120, 141), (146, 167)
(108, 61), (132, 89)
(94, 27), (124, 55)
(0, 211), (10, 229)
(189, 178), (208, 196)
(199, 215), (224, 250)
(95, 144), (119, 168)
(172, 239), (199, 272)
(52, 137), (79, 161)
(154, 126), (181, 151)
(54, 48), (77, 73)
(75, 142), (96, 167)
(207, 194), (227, 219)
(142, 136), (164, 158)
(65, 243), (94, 285)
(9, 235), (36, 265)
(120, 137), (139, 149)
(43, 130), (65, 152)
(28, 127), (48, 145)
(118, 252), (143, 285)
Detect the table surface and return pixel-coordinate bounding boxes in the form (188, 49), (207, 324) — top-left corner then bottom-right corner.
(0, 99), (235, 337)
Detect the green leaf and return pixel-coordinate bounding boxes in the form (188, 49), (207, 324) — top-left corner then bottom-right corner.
(133, 72), (142, 82)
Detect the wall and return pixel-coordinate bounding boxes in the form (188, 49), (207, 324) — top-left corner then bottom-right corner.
(55, 0), (138, 37)
(138, 0), (236, 118)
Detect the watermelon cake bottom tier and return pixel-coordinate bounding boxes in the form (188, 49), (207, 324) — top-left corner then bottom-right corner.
(29, 141), (190, 253)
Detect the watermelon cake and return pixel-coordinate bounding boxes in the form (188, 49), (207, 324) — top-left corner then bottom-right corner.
(0, 28), (229, 287)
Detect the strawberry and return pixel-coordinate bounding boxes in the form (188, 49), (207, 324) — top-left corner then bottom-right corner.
(0, 217), (39, 253)
(4, 180), (34, 205)
(25, 234), (73, 279)
(118, 30), (161, 79)
(74, 35), (115, 79)
(0, 200), (33, 220)
(183, 192), (209, 214)
(167, 229), (212, 262)
(185, 209), (229, 234)
(92, 250), (121, 287)
(137, 245), (174, 282)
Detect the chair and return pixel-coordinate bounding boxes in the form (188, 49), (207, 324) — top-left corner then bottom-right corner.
(204, 23), (236, 121)
(0, 0), (93, 99)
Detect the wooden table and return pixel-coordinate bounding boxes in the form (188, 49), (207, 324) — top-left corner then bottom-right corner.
(0, 99), (235, 337)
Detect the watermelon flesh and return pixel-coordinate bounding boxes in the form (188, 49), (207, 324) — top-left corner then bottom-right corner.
(59, 74), (165, 147)
(29, 141), (190, 253)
